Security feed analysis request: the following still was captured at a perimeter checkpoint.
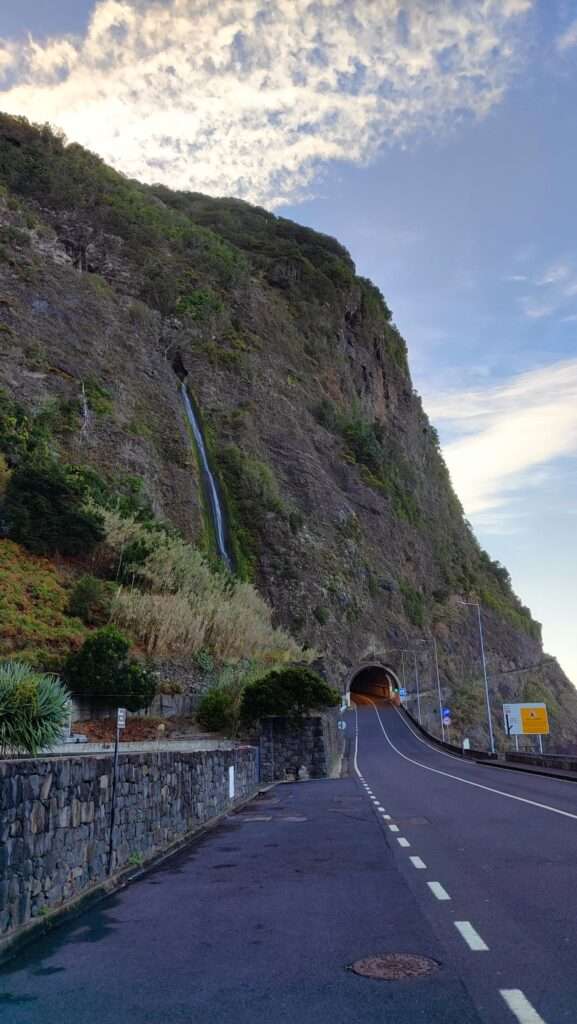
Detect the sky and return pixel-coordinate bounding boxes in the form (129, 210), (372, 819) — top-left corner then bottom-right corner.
(0, 0), (575, 684)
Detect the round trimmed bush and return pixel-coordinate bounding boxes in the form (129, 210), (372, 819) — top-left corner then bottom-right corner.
(63, 625), (156, 712)
(241, 666), (339, 724)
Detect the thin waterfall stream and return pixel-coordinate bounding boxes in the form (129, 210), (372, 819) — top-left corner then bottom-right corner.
(180, 380), (234, 572)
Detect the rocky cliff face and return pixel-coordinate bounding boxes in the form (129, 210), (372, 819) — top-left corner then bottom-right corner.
(1, 113), (575, 749)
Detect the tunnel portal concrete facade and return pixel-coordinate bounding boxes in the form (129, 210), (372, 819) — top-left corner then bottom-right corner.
(347, 662), (401, 704)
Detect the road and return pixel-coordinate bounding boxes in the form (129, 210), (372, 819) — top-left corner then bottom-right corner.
(2, 702), (577, 1023)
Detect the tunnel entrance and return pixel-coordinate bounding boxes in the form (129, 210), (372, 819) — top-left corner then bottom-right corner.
(349, 664), (398, 703)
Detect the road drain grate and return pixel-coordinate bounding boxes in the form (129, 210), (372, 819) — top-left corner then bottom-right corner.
(349, 953), (440, 981)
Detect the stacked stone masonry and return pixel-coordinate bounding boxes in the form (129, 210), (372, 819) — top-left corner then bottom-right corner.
(0, 747), (258, 940)
(258, 711), (345, 783)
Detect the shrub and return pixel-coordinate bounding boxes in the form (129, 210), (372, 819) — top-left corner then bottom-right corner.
(0, 661), (71, 756)
(67, 575), (114, 626)
(63, 625), (156, 712)
(84, 379), (113, 416)
(100, 507), (306, 666)
(400, 580), (425, 627)
(241, 666), (339, 724)
(5, 459), (104, 556)
(197, 689), (235, 733)
(197, 660), (267, 735)
(0, 452), (10, 495)
(0, 539), (87, 668)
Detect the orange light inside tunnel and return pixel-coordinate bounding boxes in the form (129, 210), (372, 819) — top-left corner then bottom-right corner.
(350, 666), (397, 703)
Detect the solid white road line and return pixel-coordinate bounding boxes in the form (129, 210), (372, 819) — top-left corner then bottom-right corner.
(500, 990), (547, 1024)
(354, 705), (360, 776)
(394, 705), (577, 788)
(427, 881), (451, 901)
(397, 837), (410, 847)
(388, 824), (400, 832)
(409, 856), (426, 870)
(392, 704), (469, 764)
(368, 700), (577, 825)
(454, 921), (489, 951)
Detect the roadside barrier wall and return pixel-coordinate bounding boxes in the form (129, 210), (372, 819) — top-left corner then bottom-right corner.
(0, 746), (258, 945)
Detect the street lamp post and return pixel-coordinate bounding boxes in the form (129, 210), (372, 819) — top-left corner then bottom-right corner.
(413, 651), (422, 724)
(418, 637), (445, 742)
(460, 600), (495, 755)
(386, 648), (415, 712)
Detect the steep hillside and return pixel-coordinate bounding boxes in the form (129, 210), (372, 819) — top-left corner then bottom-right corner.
(0, 113), (575, 749)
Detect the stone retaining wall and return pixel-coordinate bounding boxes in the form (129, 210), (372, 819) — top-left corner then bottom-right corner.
(258, 710), (345, 783)
(0, 746), (257, 943)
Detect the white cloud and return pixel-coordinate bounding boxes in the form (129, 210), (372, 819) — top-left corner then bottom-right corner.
(557, 18), (577, 52)
(536, 262), (571, 285)
(0, 0), (533, 206)
(424, 359), (577, 516)
(521, 299), (555, 319)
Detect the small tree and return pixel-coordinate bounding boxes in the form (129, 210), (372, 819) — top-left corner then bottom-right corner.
(63, 626), (156, 712)
(67, 575), (114, 626)
(241, 666), (339, 725)
(0, 662), (71, 756)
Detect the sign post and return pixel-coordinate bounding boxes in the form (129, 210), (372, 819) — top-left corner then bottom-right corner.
(502, 703), (549, 753)
(107, 708), (127, 874)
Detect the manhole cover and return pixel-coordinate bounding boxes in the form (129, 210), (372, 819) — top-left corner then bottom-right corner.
(349, 954), (439, 981)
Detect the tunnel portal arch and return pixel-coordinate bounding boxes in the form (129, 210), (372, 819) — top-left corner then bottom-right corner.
(347, 662), (401, 704)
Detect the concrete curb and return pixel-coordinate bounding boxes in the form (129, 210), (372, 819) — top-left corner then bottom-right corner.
(0, 784), (275, 966)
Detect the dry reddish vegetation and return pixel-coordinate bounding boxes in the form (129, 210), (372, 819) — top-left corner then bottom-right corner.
(72, 717), (195, 742)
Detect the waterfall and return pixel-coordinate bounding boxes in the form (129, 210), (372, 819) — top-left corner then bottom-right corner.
(180, 381), (233, 572)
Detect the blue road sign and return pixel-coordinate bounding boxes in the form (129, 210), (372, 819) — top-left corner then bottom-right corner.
(399, 688), (407, 698)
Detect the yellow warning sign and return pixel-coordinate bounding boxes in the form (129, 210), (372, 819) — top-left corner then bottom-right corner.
(520, 705), (550, 735)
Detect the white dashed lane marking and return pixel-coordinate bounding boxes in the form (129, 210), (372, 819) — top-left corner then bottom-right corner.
(427, 882), (451, 901)
(409, 856), (426, 870)
(454, 921), (489, 951)
(388, 824), (400, 833)
(397, 837), (410, 848)
(500, 990), (547, 1024)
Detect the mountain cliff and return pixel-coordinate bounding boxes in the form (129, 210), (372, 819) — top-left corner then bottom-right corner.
(0, 113), (575, 749)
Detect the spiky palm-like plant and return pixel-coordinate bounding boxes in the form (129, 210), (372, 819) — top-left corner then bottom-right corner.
(0, 662), (71, 757)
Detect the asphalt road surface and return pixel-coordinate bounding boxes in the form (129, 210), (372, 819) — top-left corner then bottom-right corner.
(2, 702), (577, 1024)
